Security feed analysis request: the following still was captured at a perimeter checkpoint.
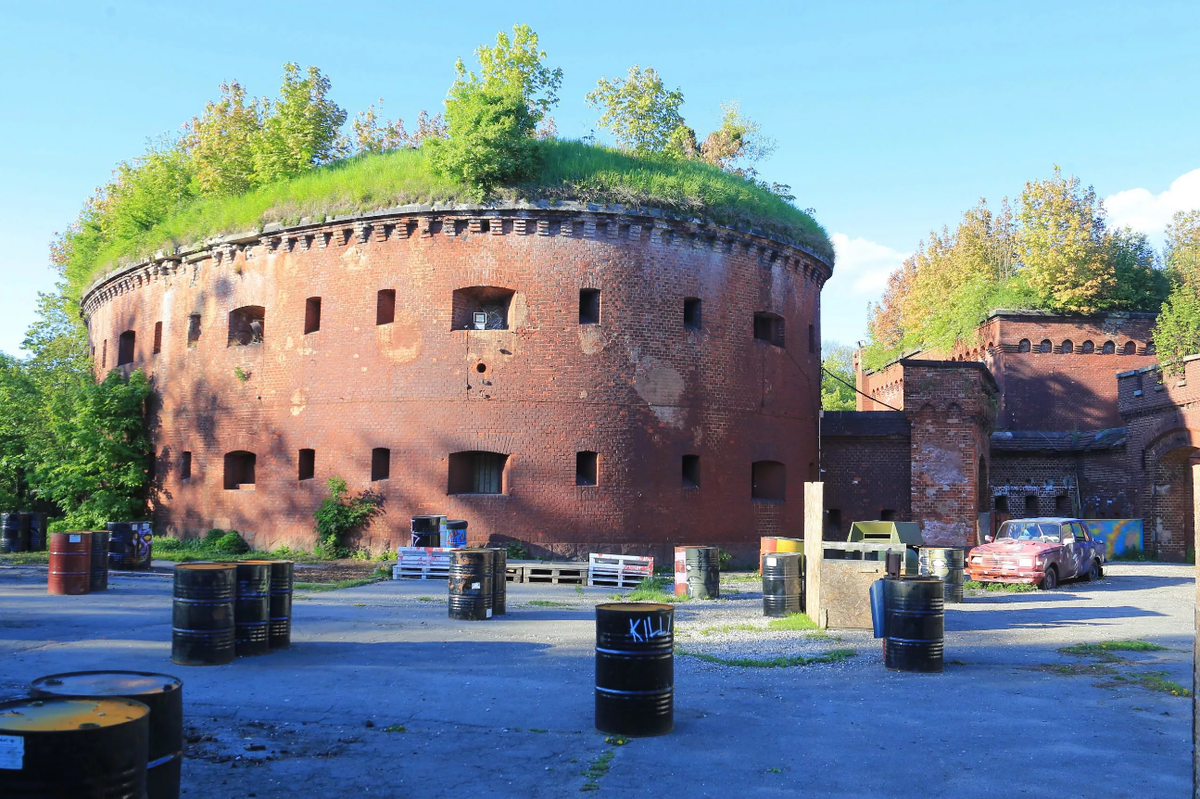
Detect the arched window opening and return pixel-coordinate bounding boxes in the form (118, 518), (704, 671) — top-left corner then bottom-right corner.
(1102, 340), (1115, 355)
(1060, 340), (1073, 354)
(1122, 341), (1136, 355)
(1038, 339), (1052, 353)
(1017, 339), (1031, 353)
(228, 306), (266, 346)
(1080, 340), (1094, 354)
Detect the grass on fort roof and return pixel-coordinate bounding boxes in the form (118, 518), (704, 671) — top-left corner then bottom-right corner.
(73, 139), (832, 296)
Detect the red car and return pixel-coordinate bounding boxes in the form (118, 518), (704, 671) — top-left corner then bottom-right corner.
(966, 517), (1106, 589)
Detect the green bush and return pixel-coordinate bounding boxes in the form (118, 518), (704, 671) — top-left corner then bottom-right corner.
(215, 531), (250, 555)
(314, 477), (383, 559)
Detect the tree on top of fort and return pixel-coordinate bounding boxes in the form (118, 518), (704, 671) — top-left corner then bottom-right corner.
(1155, 210), (1200, 372)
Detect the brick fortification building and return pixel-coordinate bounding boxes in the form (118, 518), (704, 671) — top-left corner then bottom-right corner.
(831, 310), (1195, 560)
(81, 205), (831, 561)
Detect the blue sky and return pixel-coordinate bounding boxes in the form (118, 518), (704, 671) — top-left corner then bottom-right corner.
(1, 0), (1197, 356)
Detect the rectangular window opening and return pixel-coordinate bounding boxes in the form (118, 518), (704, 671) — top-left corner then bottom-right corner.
(880, 509), (896, 521)
(825, 508), (842, 538)
(223, 451), (256, 490)
(808, 324), (816, 354)
(180, 451), (192, 480)
(371, 447), (391, 481)
(117, 330), (136, 366)
(753, 313), (785, 348)
(683, 298), (702, 331)
(452, 286), (515, 330)
(153, 322), (163, 354)
(579, 289), (601, 325)
(1024, 495), (1039, 517)
(377, 289), (396, 326)
(298, 448), (315, 481)
(1054, 494), (1071, 515)
(187, 314), (202, 347)
(576, 451), (599, 486)
(304, 297), (322, 334)
(101, 339), (107, 368)
(682, 454), (700, 488)
(448, 451), (508, 494)
(995, 495), (1008, 513)
(751, 460), (786, 500)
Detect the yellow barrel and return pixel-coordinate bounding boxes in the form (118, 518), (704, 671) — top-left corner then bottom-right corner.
(759, 537), (803, 571)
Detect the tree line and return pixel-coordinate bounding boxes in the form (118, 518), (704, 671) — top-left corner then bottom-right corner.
(863, 168), (1200, 373)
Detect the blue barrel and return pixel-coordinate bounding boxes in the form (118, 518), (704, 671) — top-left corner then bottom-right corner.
(444, 520), (467, 549)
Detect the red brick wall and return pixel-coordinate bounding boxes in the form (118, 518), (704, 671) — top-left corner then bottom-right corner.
(990, 449), (1132, 519)
(855, 313), (1159, 431)
(82, 208), (829, 562)
(820, 436), (911, 539)
(1119, 357), (1200, 560)
(903, 362), (997, 547)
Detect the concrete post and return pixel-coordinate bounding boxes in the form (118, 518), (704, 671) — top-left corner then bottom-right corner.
(804, 482), (824, 628)
(1192, 459), (1199, 798)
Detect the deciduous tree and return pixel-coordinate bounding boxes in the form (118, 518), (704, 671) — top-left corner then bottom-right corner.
(587, 65), (685, 155)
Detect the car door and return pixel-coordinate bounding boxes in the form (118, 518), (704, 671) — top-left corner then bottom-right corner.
(1062, 523), (1085, 579)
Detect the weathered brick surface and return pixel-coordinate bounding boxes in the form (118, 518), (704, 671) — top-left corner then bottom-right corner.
(857, 312), (1158, 431)
(1119, 357), (1200, 560)
(82, 208), (829, 562)
(903, 361), (997, 547)
(820, 411), (911, 539)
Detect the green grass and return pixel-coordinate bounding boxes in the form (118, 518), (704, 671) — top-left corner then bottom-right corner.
(1059, 641), (1167, 657)
(580, 748), (616, 792)
(72, 140), (832, 296)
(528, 600), (572, 608)
(611, 577), (688, 604)
(698, 623), (761, 636)
(678, 647), (855, 668)
(294, 578), (381, 592)
(766, 613), (818, 632)
(722, 571), (763, 583)
(416, 596), (439, 602)
(1132, 672), (1191, 697)
(151, 535), (333, 564)
(383, 724), (406, 733)
(963, 579), (1038, 593)
(0, 551), (50, 565)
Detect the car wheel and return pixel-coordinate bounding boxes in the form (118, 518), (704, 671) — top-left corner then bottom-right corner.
(1085, 560), (1100, 582)
(1040, 566), (1058, 590)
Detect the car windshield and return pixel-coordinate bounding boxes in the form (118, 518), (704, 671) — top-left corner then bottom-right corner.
(996, 521), (1061, 543)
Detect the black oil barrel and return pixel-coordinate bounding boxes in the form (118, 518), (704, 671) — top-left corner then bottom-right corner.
(0, 512), (22, 554)
(89, 531), (111, 592)
(0, 696), (149, 798)
(448, 549), (492, 620)
(410, 515), (443, 547)
(595, 602), (674, 737)
(26, 512), (48, 552)
(761, 552), (803, 617)
(108, 521), (153, 570)
(883, 575), (944, 673)
(919, 547), (965, 603)
(685, 546), (720, 599)
(489, 547), (507, 615)
(268, 560), (294, 649)
(171, 563), (235, 666)
(233, 561), (271, 657)
(31, 671), (183, 799)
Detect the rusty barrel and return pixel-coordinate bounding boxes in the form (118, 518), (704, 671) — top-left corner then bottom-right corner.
(48, 531), (92, 595)
(268, 560), (294, 649)
(488, 548), (507, 615)
(761, 551), (803, 617)
(883, 575), (944, 673)
(25, 512), (48, 552)
(31, 671), (183, 799)
(448, 549), (492, 620)
(0, 512), (21, 554)
(171, 563), (235, 666)
(233, 562), (271, 657)
(0, 696), (149, 798)
(595, 602), (674, 737)
(919, 547), (965, 603)
(89, 531), (111, 592)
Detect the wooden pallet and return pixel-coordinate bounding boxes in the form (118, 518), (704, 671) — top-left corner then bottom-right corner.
(588, 553), (655, 588)
(393, 547), (451, 580)
(392, 563), (449, 580)
(505, 565), (524, 584)
(524, 564), (587, 585)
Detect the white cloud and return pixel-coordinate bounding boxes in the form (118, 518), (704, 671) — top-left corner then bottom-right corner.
(820, 233), (909, 347)
(827, 232), (908, 295)
(1105, 168), (1200, 241)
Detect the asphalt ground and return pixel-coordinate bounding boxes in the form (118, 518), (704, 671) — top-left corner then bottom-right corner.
(0, 561), (1192, 798)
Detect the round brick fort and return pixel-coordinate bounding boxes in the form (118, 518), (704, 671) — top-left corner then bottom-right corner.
(81, 204), (832, 561)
